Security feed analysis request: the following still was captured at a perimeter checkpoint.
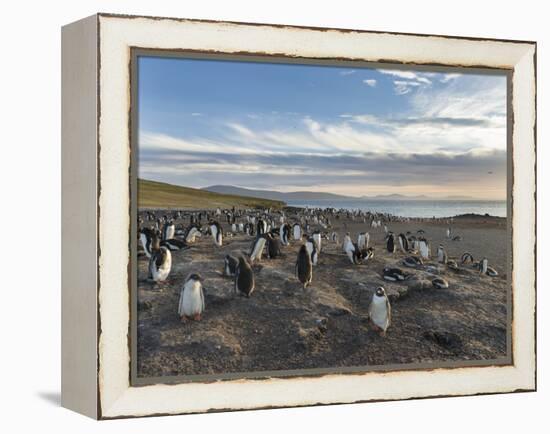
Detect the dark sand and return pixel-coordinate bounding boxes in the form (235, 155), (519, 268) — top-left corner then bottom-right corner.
(136, 210), (509, 379)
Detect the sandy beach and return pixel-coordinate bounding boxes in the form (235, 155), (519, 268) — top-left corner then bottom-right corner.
(136, 209), (509, 379)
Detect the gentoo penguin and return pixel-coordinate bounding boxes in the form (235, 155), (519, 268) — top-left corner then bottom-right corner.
(342, 232), (353, 253)
(139, 227), (157, 258)
(160, 238), (189, 251)
(432, 277), (449, 289)
(293, 223), (301, 241)
(280, 223), (291, 246)
(305, 236), (319, 266)
(331, 232), (339, 244)
(386, 233), (396, 254)
(446, 259), (460, 271)
(148, 246), (172, 282)
(344, 241), (362, 265)
(249, 234), (267, 262)
(235, 256), (255, 297)
(397, 233), (408, 253)
(184, 224), (202, 243)
(418, 237), (430, 259)
(312, 230), (322, 252)
(402, 256), (423, 268)
(446, 227), (452, 239)
(178, 273), (205, 321)
(296, 245), (313, 289)
(357, 232), (369, 250)
(209, 220), (223, 246)
(257, 218), (267, 235)
(266, 233), (282, 259)
(223, 254), (239, 277)
(368, 287), (391, 336)
(382, 267), (409, 282)
(162, 220), (175, 240)
(437, 244), (448, 264)
(461, 252), (474, 264)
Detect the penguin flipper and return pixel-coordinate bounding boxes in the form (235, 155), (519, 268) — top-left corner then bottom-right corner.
(386, 298), (392, 328)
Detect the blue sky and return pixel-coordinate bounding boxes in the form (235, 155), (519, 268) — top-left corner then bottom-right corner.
(138, 56), (507, 199)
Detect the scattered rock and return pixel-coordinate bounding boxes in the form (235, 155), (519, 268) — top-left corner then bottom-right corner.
(138, 300), (153, 311)
(423, 331), (462, 350)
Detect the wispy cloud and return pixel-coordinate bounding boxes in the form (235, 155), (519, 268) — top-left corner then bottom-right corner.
(339, 69), (357, 76)
(363, 79), (377, 87)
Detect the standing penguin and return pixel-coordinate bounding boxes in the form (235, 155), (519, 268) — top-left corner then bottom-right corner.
(223, 254), (239, 277)
(162, 220), (175, 241)
(139, 227), (157, 258)
(296, 245), (313, 289)
(305, 236), (319, 266)
(368, 287), (391, 336)
(235, 256), (255, 297)
(266, 233), (282, 259)
(178, 273), (205, 321)
(398, 233), (408, 253)
(437, 244), (448, 264)
(342, 232), (353, 253)
(312, 230), (322, 253)
(331, 231), (339, 244)
(293, 223), (302, 241)
(148, 245), (172, 282)
(209, 220), (223, 246)
(386, 233), (396, 254)
(184, 224), (202, 243)
(280, 223), (291, 246)
(418, 237), (430, 259)
(357, 232), (367, 250)
(249, 233), (268, 262)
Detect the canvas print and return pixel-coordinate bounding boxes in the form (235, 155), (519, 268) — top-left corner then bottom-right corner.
(134, 55), (509, 382)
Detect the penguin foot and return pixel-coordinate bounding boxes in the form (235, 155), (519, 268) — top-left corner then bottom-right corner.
(193, 313), (202, 321)
(180, 316), (188, 323)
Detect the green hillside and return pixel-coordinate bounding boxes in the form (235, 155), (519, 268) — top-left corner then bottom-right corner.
(138, 179), (286, 210)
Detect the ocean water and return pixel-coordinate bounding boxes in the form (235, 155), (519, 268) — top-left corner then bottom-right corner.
(285, 199), (507, 218)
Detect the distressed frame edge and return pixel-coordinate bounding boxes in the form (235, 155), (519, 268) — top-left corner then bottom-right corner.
(94, 14), (537, 419)
(61, 13), (100, 420)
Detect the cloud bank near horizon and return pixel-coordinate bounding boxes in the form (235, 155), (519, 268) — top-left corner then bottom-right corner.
(138, 58), (507, 199)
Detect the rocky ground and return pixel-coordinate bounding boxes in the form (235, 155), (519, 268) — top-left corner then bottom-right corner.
(136, 211), (509, 379)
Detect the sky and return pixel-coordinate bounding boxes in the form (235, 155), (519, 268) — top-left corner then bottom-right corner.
(138, 56), (508, 200)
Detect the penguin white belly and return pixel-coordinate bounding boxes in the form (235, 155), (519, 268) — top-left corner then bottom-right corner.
(152, 250), (172, 281)
(313, 234), (321, 252)
(178, 282), (204, 317)
(293, 226), (301, 240)
(419, 242), (430, 259)
(165, 226), (175, 240)
(345, 245), (356, 264)
(140, 233), (151, 257)
(370, 296), (389, 331)
(250, 238), (266, 261)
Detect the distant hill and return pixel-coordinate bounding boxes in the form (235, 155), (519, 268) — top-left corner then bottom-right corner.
(204, 185), (355, 201)
(138, 179), (285, 210)
(204, 185), (475, 202)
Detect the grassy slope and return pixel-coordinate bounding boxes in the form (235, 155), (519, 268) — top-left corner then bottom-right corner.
(138, 179), (286, 210)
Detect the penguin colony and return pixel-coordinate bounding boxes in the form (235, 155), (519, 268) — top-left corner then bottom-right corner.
(138, 208), (500, 335)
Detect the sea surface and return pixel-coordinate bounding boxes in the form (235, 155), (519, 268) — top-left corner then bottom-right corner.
(285, 199), (507, 218)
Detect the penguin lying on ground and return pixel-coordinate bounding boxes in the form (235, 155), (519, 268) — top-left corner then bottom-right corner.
(402, 256), (423, 268)
(382, 267), (410, 282)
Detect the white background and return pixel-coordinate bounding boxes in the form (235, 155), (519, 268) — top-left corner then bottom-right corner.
(0, 0), (546, 432)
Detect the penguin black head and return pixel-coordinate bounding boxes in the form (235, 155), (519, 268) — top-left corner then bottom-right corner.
(187, 273), (203, 283)
(375, 287), (386, 297)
